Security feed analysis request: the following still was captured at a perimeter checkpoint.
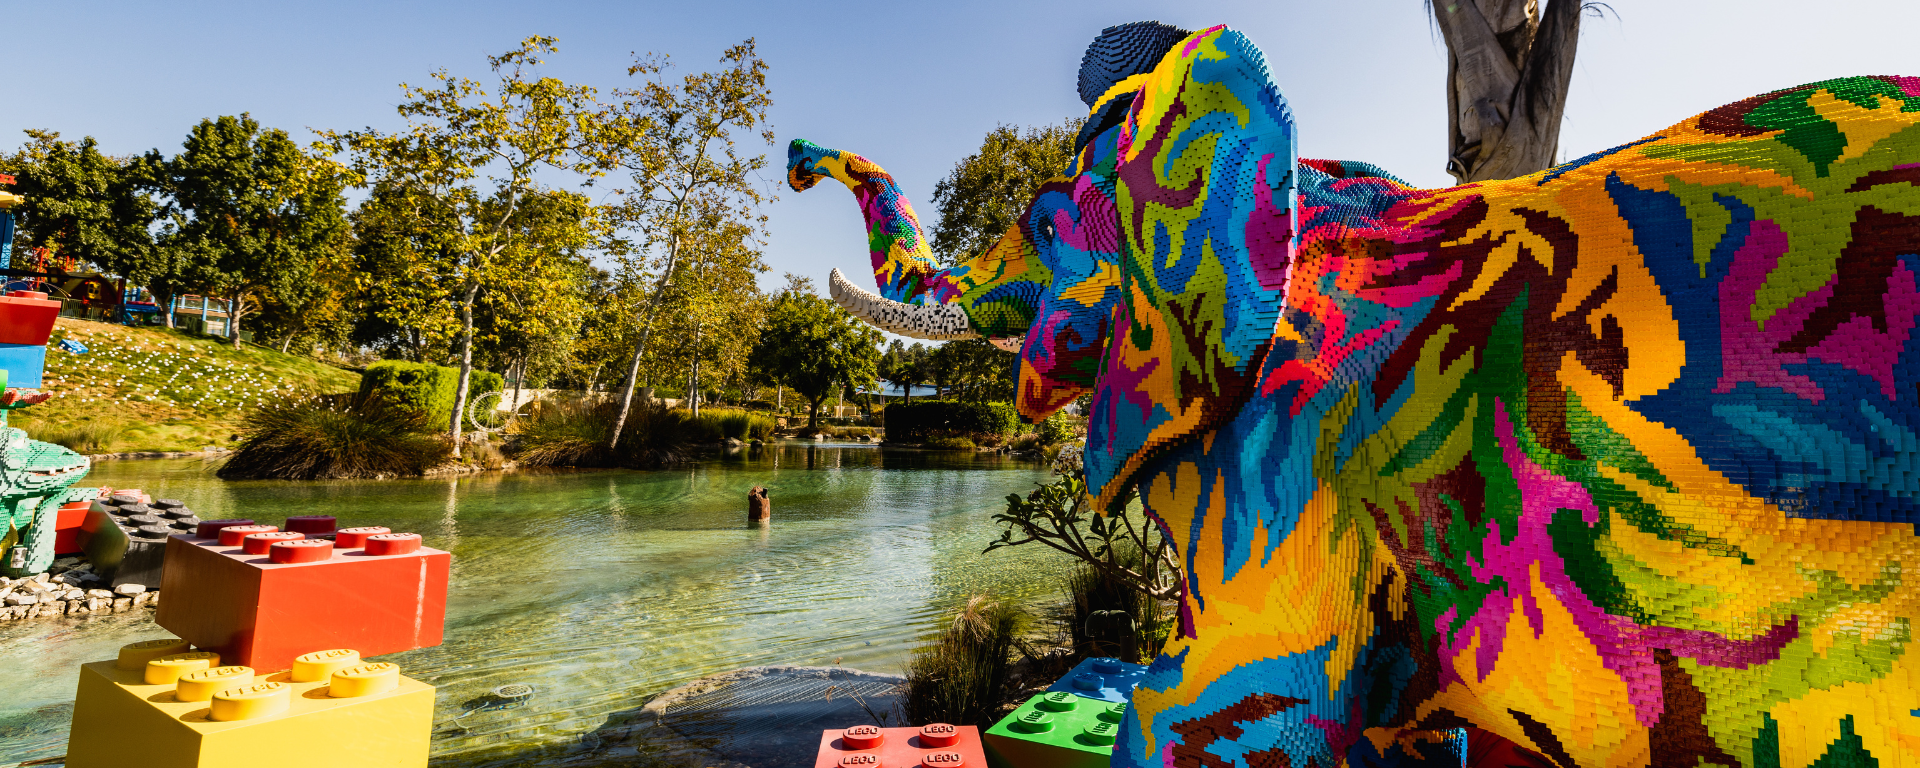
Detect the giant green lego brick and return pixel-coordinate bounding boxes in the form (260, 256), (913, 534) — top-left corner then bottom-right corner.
(982, 691), (1123, 768)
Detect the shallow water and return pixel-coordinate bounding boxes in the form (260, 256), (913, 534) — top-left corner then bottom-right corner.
(0, 442), (1069, 764)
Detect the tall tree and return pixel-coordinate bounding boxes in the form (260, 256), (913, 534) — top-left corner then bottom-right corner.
(159, 115), (348, 345)
(325, 36), (629, 455)
(1432, 0), (1605, 182)
(928, 120), (1080, 268)
(606, 40), (773, 446)
(748, 289), (882, 429)
(0, 131), (160, 298)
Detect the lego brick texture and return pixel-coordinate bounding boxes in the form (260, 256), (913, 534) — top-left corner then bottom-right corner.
(789, 19), (1920, 768)
(156, 533), (449, 672)
(1044, 657), (1146, 705)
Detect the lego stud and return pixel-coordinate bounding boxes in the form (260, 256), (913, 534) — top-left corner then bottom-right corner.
(176, 665), (255, 702)
(922, 752), (966, 766)
(334, 526), (390, 548)
(1011, 710), (1056, 733)
(146, 651), (220, 685)
(116, 638), (191, 671)
(919, 723), (960, 747)
(195, 519), (256, 539)
(1080, 722), (1118, 746)
(1091, 658), (1124, 674)
(329, 662), (401, 698)
(839, 755), (881, 767)
(242, 530), (304, 555)
(1071, 672), (1103, 691)
(291, 649), (362, 682)
(1036, 692), (1079, 712)
(269, 538), (333, 563)
(284, 515), (336, 534)
(364, 532), (422, 556)
(210, 681), (291, 721)
(843, 724), (885, 749)
(1098, 703), (1126, 724)
(217, 524), (277, 547)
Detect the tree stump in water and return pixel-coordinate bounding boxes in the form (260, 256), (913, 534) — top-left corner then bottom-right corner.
(747, 486), (771, 523)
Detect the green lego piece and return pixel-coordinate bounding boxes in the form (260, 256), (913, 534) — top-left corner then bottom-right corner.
(983, 691), (1124, 768)
(0, 428), (90, 577)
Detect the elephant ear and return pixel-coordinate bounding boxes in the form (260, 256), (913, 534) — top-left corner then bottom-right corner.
(1075, 22), (1192, 152)
(1084, 26), (1298, 510)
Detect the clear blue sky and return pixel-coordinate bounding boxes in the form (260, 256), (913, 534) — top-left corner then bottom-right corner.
(4, 0), (1915, 293)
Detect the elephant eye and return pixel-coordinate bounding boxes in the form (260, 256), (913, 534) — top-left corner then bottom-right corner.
(1038, 217), (1056, 242)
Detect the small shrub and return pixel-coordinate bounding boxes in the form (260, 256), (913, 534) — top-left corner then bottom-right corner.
(1010, 433), (1041, 452)
(1064, 546), (1172, 663)
(506, 400), (705, 468)
(839, 426), (875, 440)
(886, 400), (1018, 443)
(902, 596), (1029, 728)
(358, 361), (503, 425)
(218, 395), (450, 479)
(32, 421), (127, 454)
(925, 435), (977, 451)
(1034, 412), (1079, 446)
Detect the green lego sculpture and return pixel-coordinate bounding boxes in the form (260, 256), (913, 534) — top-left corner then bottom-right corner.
(983, 692), (1123, 768)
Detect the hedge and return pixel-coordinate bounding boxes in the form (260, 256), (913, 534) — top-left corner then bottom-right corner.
(885, 400), (1019, 443)
(357, 361), (504, 426)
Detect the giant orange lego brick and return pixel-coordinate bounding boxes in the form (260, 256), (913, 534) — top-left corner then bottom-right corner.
(155, 531), (450, 673)
(815, 724), (988, 768)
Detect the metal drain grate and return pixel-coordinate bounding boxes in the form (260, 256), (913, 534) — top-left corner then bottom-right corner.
(661, 674), (899, 756)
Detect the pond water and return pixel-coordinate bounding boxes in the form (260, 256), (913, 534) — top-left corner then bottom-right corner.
(0, 442), (1069, 765)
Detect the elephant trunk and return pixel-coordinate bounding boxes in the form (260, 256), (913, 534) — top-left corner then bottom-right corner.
(787, 139), (976, 339)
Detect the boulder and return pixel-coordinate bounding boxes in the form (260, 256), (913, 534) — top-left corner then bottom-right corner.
(114, 583), (146, 596)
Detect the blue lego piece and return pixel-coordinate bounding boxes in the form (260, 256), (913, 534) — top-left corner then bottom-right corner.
(1045, 657), (1146, 704)
(57, 338), (86, 354)
(0, 343), (46, 388)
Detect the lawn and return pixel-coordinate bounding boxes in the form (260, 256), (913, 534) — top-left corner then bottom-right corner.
(13, 318), (363, 453)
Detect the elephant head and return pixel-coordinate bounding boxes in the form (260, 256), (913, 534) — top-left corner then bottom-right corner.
(790, 22), (1299, 509)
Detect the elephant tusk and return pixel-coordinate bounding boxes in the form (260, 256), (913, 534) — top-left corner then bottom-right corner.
(828, 268), (979, 340)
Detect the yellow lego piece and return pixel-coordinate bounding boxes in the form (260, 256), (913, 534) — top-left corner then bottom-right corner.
(210, 681), (290, 721)
(330, 662), (400, 698)
(175, 667), (253, 702)
(290, 648), (360, 682)
(118, 639), (192, 671)
(66, 659), (433, 768)
(147, 653), (219, 685)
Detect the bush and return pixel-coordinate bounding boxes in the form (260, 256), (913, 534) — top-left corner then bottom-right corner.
(886, 400), (1018, 443)
(357, 361), (504, 426)
(702, 409), (778, 442)
(1035, 412), (1079, 446)
(506, 400), (729, 468)
(1065, 543), (1173, 663)
(218, 395), (450, 479)
(902, 596), (1029, 727)
(925, 435), (977, 451)
(32, 421), (127, 454)
(838, 426), (875, 440)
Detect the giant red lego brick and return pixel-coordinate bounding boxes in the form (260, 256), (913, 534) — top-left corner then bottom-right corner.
(155, 531), (450, 673)
(0, 290), (60, 346)
(815, 724), (987, 768)
(54, 498), (95, 555)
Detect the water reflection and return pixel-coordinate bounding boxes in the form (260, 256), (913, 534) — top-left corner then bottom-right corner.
(0, 442), (1065, 765)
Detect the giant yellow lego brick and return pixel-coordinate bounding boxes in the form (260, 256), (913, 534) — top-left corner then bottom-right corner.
(66, 659), (433, 768)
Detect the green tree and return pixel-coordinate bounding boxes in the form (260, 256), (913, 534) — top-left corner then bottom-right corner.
(606, 40), (773, 445)
(748, 288), (882, 429)
(325, 36), (630, 455)
(880, 340), (932, 403)
(158, 114), (348, 346)
(928, 120), (1081, 268)
(0, 131), (161, 300)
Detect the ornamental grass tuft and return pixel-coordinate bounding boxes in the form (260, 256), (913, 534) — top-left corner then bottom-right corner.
(217, 394), (449, 480)
(902, 595), (1029, 728)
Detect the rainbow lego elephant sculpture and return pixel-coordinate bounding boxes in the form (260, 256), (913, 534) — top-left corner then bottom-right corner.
(791, 20), (1920, 768)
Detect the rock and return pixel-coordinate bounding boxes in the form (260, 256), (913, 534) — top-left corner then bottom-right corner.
(44, 600), (67, 616)
(20, 580), (52, 595)
(68, 600), (88, 615)
(0, 576), (11, 589)
(725, 437), (745, 447)
(5, 594), (37, 606)
(132, 592), (153, 607)
(86, 597), (110, 612)
(61, 589), (84, 601)
(747, 486), (771, 523)
(114, 584), (147, 596)
(1, 605), (19, 620)
(52, 556), (81, 569)
(87, 589), (114, 599)
(29, 572), (48, 584)
(112, 597), (132, 612)
(148, 592), (160, 607)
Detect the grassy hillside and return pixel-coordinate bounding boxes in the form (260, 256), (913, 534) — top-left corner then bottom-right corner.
(14, 318), (363, 453)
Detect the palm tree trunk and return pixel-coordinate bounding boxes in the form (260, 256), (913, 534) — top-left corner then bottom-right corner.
(1433, 0), (1584, 182)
